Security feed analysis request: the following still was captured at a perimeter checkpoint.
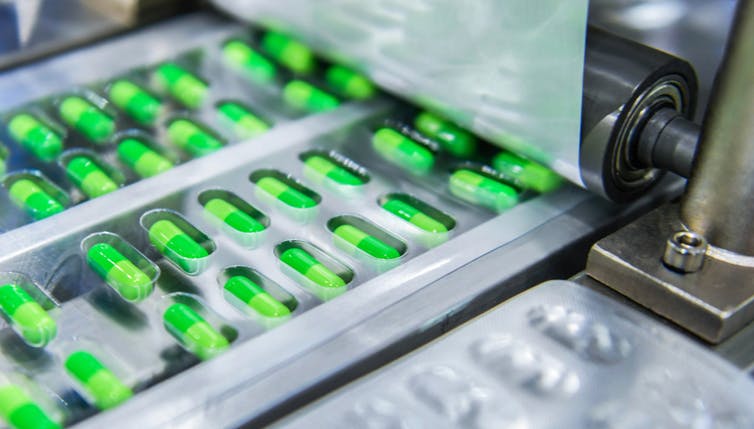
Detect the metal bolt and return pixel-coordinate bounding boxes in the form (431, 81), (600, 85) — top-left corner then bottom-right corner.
(662, 231), (708, 273)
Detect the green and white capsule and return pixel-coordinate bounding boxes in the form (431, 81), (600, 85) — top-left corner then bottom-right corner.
(7, 114), (63, 161)
(261, 31), (315, 74)
(65, 156), (119, 198)
(449, 169), (519, 212)
(64, 350), (133, 410)
(303, 154), (365, 187)
(167, 119), (223, 157)
(148, 219), (209, 273)
(7, 178), (65, 221)
(204, 198), (265, 234)
(492, 151), (562, 193)
(279, 248), (346, 290)
(255, 175), (318, 209)
(216, 101), (269, 139)
(0, 284), (56, 347)
(107, 79), (163, 125)
(332, 224), (401, 260)
(224, 276), (290, 320)
(153, 63), (208, 109)
(372, 128), (435, 174)
(117, 138), (173, 178)
(86, 243), (153, 302)
(414, 111), (476, 158)
(222, 40), (277, 83)
(0, 143), (7, 176)
(58, 96), (115, 143)
(381, 197), (450, 234)
(0, 384), (60, 429)
(325, 65), (376, 100)
(163, 303), (229, 360)
(283, 80), (340, 113)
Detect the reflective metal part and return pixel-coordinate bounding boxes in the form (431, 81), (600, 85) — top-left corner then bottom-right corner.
(637, 107), (699, 178)
(662, 230), (707, 273)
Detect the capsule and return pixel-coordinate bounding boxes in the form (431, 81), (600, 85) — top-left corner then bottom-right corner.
(224, 276), (290, 319)
(167, 119), (223, 157)
(58, 96), (115, 143)
(414, 112), (476, 158)
(216, 101), (269, 139)
(153, 63), (208, 109)
(148, 219), (208, 272)
(163, 303), (229, 360)
(7, 113), (63, 161)
(64, 351), (133, 410)
(261, 31), (315, 74)
(492, 151), (562, 193)
(256, 176), (318, 208)
(325, 65), (376, 100)
(65, 156), (119, 198)
(204, 198), (265, 234)
(117, 138), (173, 178)
(0, 284), (56, 347)
(107, 79), (163, 125)
(381, 198), (448, 234)
(372, 128), (434, 174)
(283, 80), (340, 113)
(8, 179), (64, 220)
(86, 243), (153, 302)
(0, 385), (60, 429)
(279, 248), (345, 289)
(303, 155), (364, 186)
(333, 224), (400, 259)
(222, 40), (277, 83)
(449, 169), (519, 211)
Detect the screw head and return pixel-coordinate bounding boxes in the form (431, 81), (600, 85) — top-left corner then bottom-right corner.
(662, 231), (708, 273)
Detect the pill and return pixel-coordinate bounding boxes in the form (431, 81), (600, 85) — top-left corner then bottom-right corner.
(256, 176), (318, 208)
(216, 101), (269, 139)
(117, 138), (173, 178)
(7, 114), (63, 161)
(449, 169), (519, 211)
(153, 63), (208, 109)
(279, 248), (345, 289)
(414, 111), (476, 158)
(283, 80), (340, 113)
(492, 151), (562, 193)
(107, 79), (163, 125)
(0, 284), (56, 347)
(86, 243), (152, 302)
(224, 276), (290, 319)
(0, 385), (60, 429)
(222, 40), (276, 83)
(204, 198), (265, 233)
(333, 224), (401, 260)
(167, 119), (223, 157)
(261, 31), (315, 74)
(372, 128), (434, 174)
(325, 65), (375, 100)
(303, 155), (364, 186)
(65, 156), (119, 198)
(148, 219), (208, 271)
(8, 179), (64, 220)
(64, 351), (133, 410)
(58, 96), (115, 143)
(381, 198), (448, 234)
(163, 303), (229, 360)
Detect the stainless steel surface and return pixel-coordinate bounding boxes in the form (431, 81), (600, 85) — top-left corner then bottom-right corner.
(662, 230), (707, 273)
(681, 1), (754, 256)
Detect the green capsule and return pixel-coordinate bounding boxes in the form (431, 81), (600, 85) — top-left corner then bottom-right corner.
(261, 31), (315, 74)
(224, 276), (290, 319)
(64, 351), (133, 410)
(107, 80), (163, 125)
(86, 243), (153, 302)
(153, 63), (208, 109)
(0, 284), (56, 347)
(7, 114), (63, 162)
(333, 224), (400, 260)
(449, 169), (519, 211)
(65, 156), (119, 198)
(381, 198), (448, 234)
(148, 219), (209, 272)
(58, 96), (115, 143)
(0, 385), (60, 429)
(325, 65), (375, 100)
(372, 128), (434, 174)
(303, 155), (364, 186)
(283, 80), (340, 113)
(163, 303), (229, 360)
(204, 198), (265, 234)
(167, 119), (223, 157)
(492, 151), (562, 193)
(279, 248), (346, 289)
(414, 112), (476, 158)
(8, 179), (64, 220)
(256, 176), (318, 209)
(216, 101), (269, 139)
(117, 138), (173, 178)
(222, 40), (277, 83)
